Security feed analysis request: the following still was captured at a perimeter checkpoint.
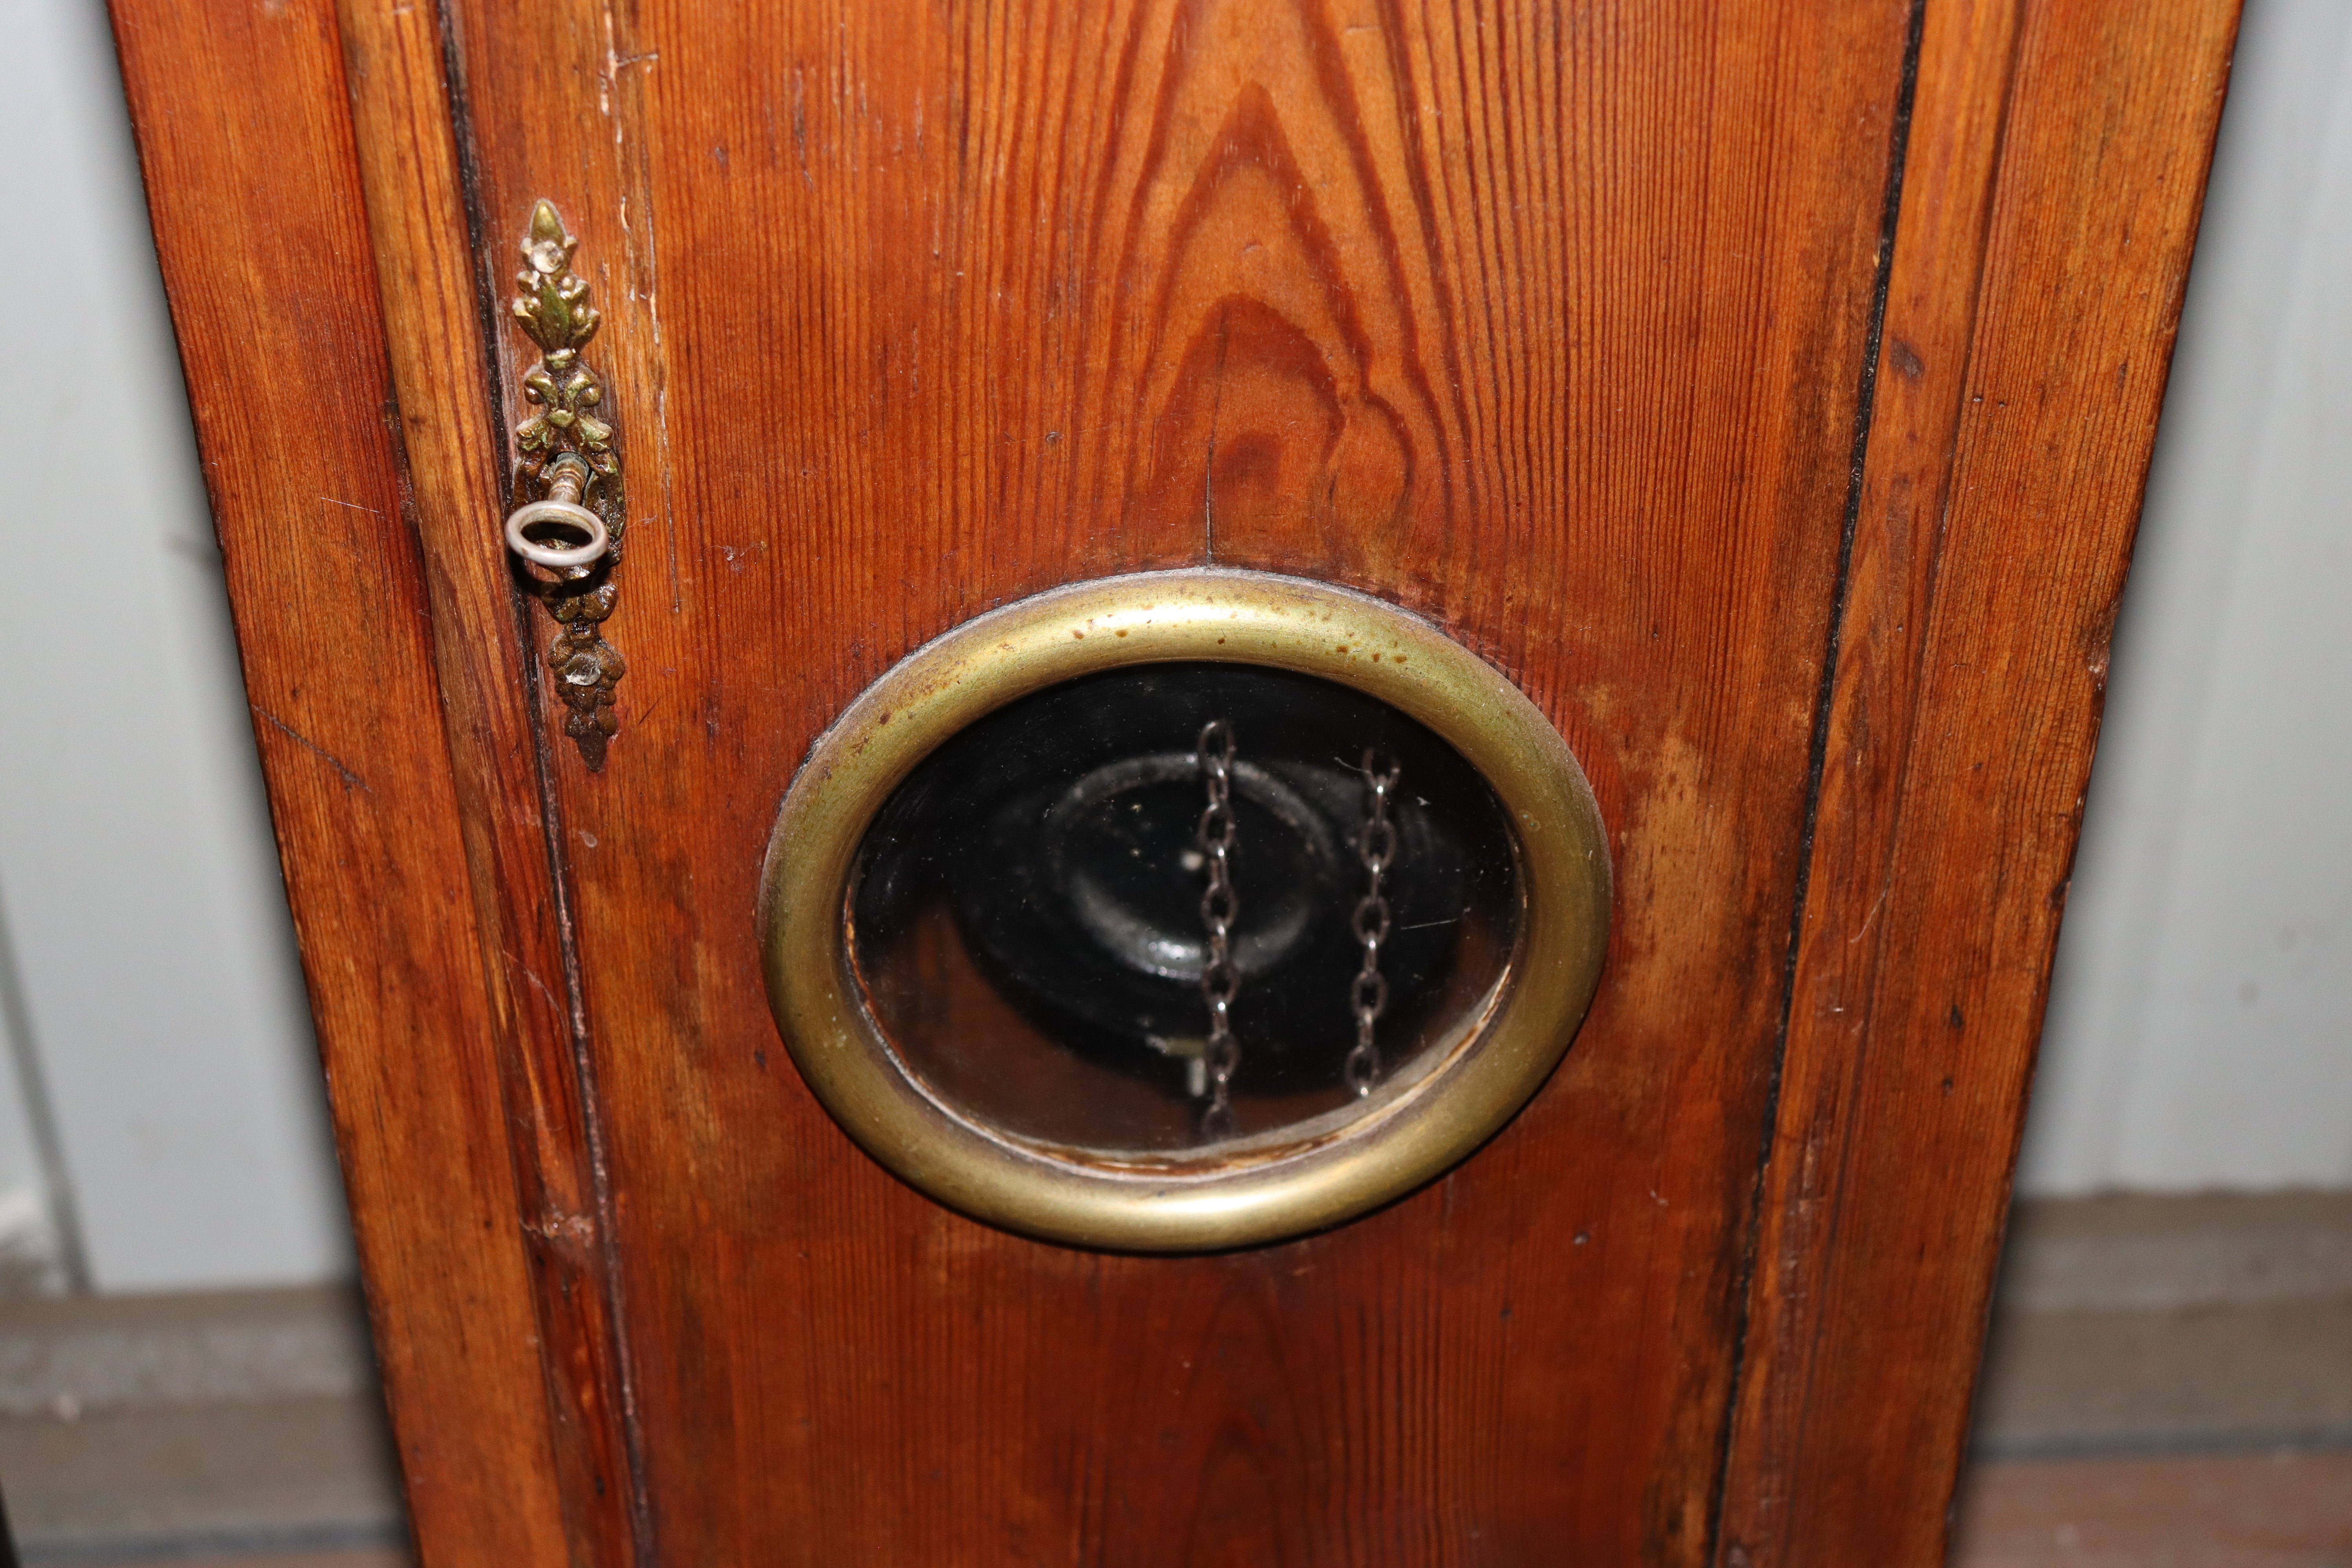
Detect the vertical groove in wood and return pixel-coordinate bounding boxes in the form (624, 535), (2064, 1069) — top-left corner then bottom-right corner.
(1708, 0), (1933, 1549)
(1716, 0), (2015, 1555)
(1716, 2), (2241, 1563)
(328, 1), (643, 1561)
(102, 2), (575, 1562)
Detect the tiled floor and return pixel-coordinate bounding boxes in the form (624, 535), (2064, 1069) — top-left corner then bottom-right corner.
(49, 1451), (2352, 1568)
(0, 1397), (399, 1557)
(1951, 1451), (2352, 1568)
(19, 1197), (2350, 1565)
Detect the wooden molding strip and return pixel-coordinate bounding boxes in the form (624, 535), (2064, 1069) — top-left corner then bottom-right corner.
(102, 2), (580, 1561)
(1716, 1), (2243, 1563)
(325, 0), (646, 1561)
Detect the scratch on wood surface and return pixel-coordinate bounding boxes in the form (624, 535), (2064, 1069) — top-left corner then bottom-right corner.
(1847, 881), (1892, 944)
(506, 954), (561, 1014)
(791, 69), (815, 191)
(250, 705), (369, 793)
(1202, 305), (1230, 561)
(524, 1208), (601, 1253)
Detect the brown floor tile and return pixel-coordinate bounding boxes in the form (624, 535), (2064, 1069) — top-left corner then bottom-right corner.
(1953, 1450), (2352, 1568)
(0, 1396), (401, 1555)
(1974, 1301), (2352, 1455)
(38, 1446), (2352, 1566)
(69, 1556), (407, 1568)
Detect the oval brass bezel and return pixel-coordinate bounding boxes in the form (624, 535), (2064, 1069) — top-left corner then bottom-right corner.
(757, 569), (1610, 1251)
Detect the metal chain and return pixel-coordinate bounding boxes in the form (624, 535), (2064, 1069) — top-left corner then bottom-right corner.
(1346, 747), (1401, 1097)
(1195, 720), (1242, 1139)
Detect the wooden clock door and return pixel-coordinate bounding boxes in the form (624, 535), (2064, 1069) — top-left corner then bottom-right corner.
(109, 0), (2236, 1563)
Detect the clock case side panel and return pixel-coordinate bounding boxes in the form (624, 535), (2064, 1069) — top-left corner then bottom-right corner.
(1716, 2), (2245, 1564)
(106, 1), (643, 1563)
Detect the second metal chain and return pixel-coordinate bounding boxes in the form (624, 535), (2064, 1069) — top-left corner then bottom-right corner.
(1196, 719), (1242, 1139)
(1347, 747), (1402, 1097)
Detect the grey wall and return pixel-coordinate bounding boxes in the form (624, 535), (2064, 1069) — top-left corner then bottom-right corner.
(0, 0), (352, 1292)
(2019, 0), (2352, 1195)
(0, 0), (2339, 1293)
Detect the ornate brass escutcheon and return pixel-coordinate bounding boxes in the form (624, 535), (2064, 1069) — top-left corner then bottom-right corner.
(503, 200), (626, 769)
(758, 570), (1612, 1251)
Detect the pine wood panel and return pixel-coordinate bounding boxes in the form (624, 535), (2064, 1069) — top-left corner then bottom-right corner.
(103, 3), (573, 1563)
(107, 0), (2240, 1560)
(327, 1), (644, 1561)
(1717, 2), (2241, 1564)
(439, 2), (1911, 1560)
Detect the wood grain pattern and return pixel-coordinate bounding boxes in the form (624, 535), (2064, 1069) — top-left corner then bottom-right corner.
(102, 4), (573, 1563)
(328, 4), (642, 1561)
(108, 0), (2239, 1559)
(1715, 2), (2241, 1564)
(441, 2), (1909, 1561)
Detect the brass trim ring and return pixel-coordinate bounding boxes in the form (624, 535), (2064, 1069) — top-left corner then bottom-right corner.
(757, 569), (1610, 1251)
